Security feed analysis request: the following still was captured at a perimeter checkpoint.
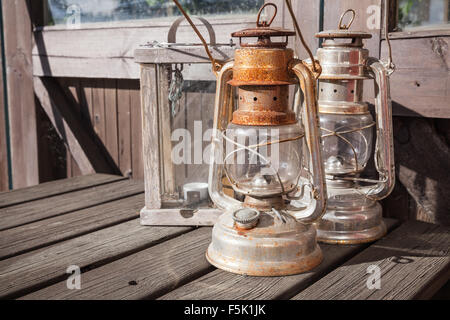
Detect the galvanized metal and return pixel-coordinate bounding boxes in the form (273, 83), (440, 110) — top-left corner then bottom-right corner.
(315, 181), (387, 245)
(207, 209), (322, 276)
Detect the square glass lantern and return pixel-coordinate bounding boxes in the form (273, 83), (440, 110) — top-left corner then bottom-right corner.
(134, 18), (235, 226)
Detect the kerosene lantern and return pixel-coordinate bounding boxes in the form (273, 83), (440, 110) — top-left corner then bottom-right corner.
(203, 3), (328, 276)
(313, 9), (396, 244)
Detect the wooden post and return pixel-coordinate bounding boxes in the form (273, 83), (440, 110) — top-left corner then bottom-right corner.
(140, 64), (162, 209)
(1, 0), (39, 188)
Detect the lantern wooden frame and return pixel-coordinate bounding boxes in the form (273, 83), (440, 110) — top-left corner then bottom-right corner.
(134, 19), (235, 226)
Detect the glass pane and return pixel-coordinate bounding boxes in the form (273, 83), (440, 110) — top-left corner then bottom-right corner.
(398, 0), (449, 30)
(45, 0), (264, 26)
(159, 64), (237, 209)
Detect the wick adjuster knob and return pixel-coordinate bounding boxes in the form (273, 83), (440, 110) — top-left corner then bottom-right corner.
(232, 208), (260, 230)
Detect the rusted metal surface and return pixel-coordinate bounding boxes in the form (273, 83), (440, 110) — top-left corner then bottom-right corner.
(228, 48), (297, 86)
(227, 32), (297, 126)
(243, 195), (286, 211)
(206, 211), (323, 277)
(232, 85), (296, 126)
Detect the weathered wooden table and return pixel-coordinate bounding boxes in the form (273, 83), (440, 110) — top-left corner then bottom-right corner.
(0, 174), (448, 300)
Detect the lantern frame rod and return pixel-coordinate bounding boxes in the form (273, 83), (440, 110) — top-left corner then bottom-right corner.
(285, 0), (317, 73)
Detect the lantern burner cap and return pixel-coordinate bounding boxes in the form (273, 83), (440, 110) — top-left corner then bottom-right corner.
(232, 27), (295, 39)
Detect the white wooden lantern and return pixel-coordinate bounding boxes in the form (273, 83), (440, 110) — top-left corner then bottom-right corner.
(134, 17), (235, 226)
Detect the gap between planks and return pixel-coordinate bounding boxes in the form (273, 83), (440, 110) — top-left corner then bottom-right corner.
(0, 194), (146, 260)
(20, 219), (398, 300)
(0, 179), (144, 231)
(292, 220), (450, 300)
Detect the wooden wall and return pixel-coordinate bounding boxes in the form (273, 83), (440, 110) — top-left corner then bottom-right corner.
(52, 78), (144, 180)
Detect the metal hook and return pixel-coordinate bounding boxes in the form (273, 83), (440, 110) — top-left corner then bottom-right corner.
(256, 2), (277, 27)
(338, 9), (356, 30)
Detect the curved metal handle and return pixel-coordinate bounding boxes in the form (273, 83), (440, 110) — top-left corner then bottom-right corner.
(171, 0), (223, 74)
(364, 58), (395, 200)
(257, 2), (277, 27)
(208, 61), (241, 211)
(290, 60), (327, 223)
(338, 9), (356, 30)
(168, 15), (217, 46)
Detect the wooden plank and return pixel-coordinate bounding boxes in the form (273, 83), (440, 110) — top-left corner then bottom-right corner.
(159, 65), (175, 194)
(292, 221), (450, 300)
(0, 220), (192, 299)
(32, 16), (245, 79)
(381, 37), (450, 118)
(387, 28), (450, 40)
(117, 80), (132, 177)
(2, 0), (39, 188)
(104, 79), (119, 165)
(58, 78), (82, 116)
(19, 227), (212, 300)
(34, 77), (114, 174)
(32, 56), (223, 80)
(159, 219), (399, 300)
(32, 56), (140, 79)
(79, 78), (94, 126)
(130, 81), (143, 180)
(0, 22), (8, 192)
(392, 117), (450, 226)
(92, 79), (106, 142)
(0, 193), (144, 260)
(0, 173), (124, 209)
(141, 64), (162, 209)
(33, 19), (249, 58)
(0, 179), (144, 231)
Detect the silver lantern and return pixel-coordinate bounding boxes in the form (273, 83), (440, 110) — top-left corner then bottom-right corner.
(313, 9), (396, 244)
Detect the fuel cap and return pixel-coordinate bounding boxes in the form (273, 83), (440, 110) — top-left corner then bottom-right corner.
(232, 208), (260, 230)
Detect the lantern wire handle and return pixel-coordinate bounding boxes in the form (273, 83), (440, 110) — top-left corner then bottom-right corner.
(171, 0), (223, 74)
(256, 3), (278, 27)
(338, 9), (355, 30)
(284, 0), (317, 73)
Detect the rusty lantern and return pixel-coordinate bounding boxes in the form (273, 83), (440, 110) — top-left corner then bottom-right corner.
(313, 9), (396, 244)
(201, 3), (328, 276)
